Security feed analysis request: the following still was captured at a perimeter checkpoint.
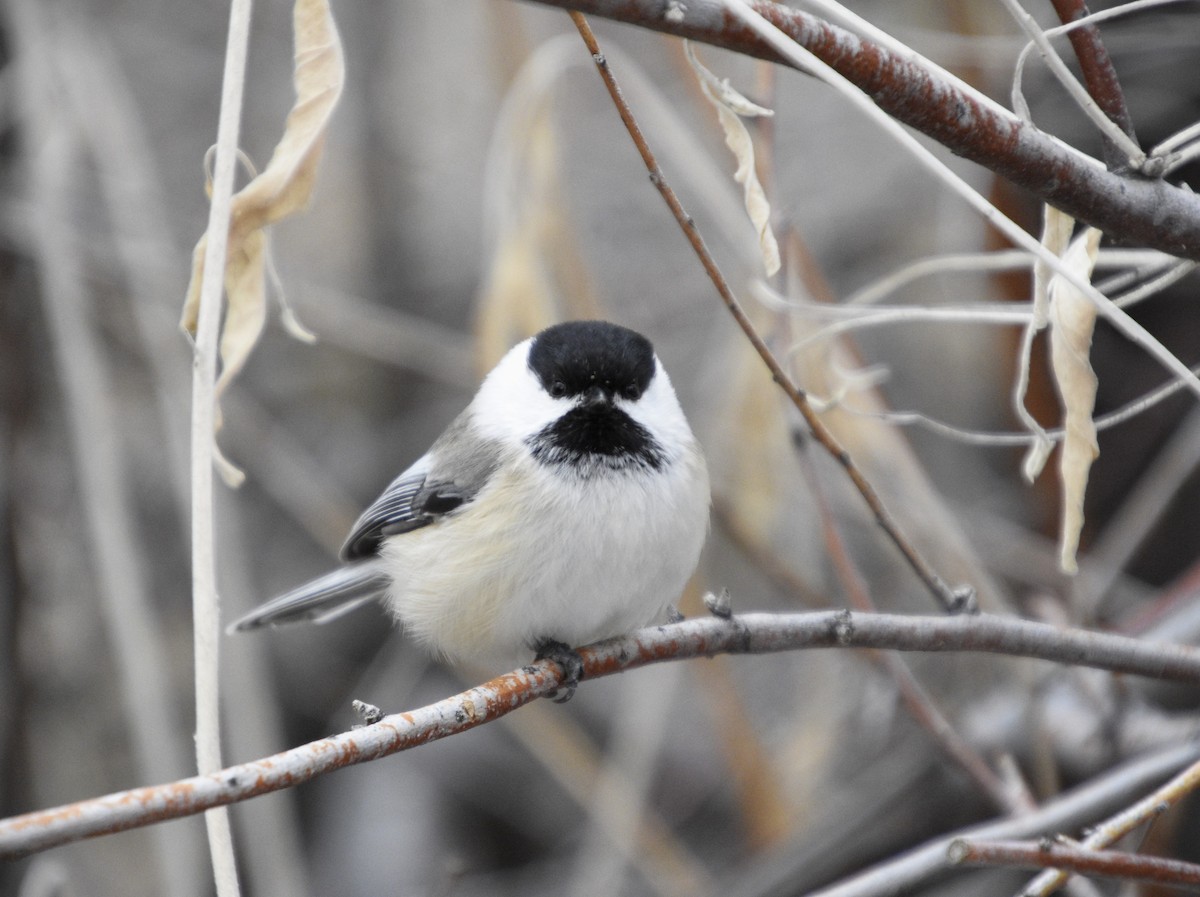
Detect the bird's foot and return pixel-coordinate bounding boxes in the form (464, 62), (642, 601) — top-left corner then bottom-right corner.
(533, 639), (584, 703)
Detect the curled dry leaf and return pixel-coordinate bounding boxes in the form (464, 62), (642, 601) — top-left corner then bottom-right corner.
(685, 42), (780, 278)
(1049, 227), (1102, 574)
(182, 0), (344, 485)
(1018, 205), (1074, 482)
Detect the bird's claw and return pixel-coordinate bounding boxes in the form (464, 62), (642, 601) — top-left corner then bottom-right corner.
(534, 640), (584, 703)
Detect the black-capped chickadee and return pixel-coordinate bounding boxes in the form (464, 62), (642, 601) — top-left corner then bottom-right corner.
(231, 320), (710, 683)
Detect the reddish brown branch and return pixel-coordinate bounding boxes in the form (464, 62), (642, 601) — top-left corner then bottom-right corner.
(949, 837), (1200, 891)
(1048, 0), (1139, 169)
(525, 0), (1200, 259)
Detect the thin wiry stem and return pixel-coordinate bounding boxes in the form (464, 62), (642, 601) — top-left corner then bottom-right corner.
(722, 0), (1200, 410)
(1002, 0), (1144, 169)
(568, 11), (969, 613)
(795, 439), (1024, 814)
(3, 609), (1200, 859)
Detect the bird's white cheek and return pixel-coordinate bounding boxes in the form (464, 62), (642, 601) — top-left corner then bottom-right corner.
(468, 344), (566, 446)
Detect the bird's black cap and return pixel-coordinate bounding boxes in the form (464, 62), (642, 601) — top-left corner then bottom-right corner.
(527, 321), (656, 402)
(526, 321), (665, 472)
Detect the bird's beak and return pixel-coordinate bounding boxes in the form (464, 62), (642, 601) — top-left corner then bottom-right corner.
(582, 384), (610, 408)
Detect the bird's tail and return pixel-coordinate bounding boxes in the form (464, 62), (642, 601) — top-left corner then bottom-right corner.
(227, 560), (390, 632)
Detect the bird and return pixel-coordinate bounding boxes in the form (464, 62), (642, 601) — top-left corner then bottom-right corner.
(230, 320), (710, 695)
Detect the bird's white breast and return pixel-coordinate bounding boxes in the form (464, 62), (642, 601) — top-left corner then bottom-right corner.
(379, 442), (709, 672)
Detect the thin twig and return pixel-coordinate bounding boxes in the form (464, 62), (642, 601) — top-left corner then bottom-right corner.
(1023, 755), (1200, 895)
(802, 744), (1200, 897)
(794, 437), (1024, 814)
(722, 0), (1200, 416)
(568, 12), (967, 613)
(950, 837), (1200, 891)
(4, 609), (1200, 859)
(1001, 0), (1144, 169)
(529, 0), (1200, 260)
(190, 0), (254, 892)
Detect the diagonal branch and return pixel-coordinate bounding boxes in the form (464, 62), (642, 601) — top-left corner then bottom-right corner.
(571, 12), (966, 613)
(1048, 0), (1139, 168)
(519, 0), (1200, 260)
(3, 609), (1200, 860)
(949, 837), (1200, 891)
(803, 745), (1200, 897)
(1022, 731), (1200, 895)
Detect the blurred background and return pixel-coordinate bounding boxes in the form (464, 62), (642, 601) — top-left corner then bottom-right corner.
(4, 0), (1200, 895)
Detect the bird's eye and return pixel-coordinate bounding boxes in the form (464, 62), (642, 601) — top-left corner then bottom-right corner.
(622, 383), (642, 401)
(549, 380), (568, 399)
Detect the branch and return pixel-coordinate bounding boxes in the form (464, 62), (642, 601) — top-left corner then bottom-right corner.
(1023, 729), (1200, 895)
(189, 0), (253, 891)
(803, 744), (1200, 897)
(949, 837), (1200, 891)
(4, 610), (1200, 859)
(793, 437), (1023, 814)
(1047, 0), (1139, 169)
(524, 0), (1200, 260)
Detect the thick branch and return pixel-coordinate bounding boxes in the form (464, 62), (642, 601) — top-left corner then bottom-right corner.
(524, 0), (1200, 260)
(3, 610), (1200, 859)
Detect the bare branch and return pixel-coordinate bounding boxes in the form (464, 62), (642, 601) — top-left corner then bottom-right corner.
(949, 837), (1200, 891)
(795, 438), (1023, 814)
(1048, 0), (1140, 168)
(3, 610), (1200, 860)
(188, 0), (253, 890)
(525, 0), (1200, 260)
(803, 744), (1199, 897)
(1023, 736), (1200, 895)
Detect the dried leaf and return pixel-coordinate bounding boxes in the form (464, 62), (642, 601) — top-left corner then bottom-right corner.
(1017, 205), (1075, 482)
(182, 0), (343, 485)
(1048, 227), (1102, 574)
(1033, 206), (1074, 328)
(685, 42), (780, 277)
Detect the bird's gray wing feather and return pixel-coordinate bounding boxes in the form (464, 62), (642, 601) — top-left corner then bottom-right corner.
(340, 414), (502, 561)
(227, 560), (390, 631)
(232, 415), (505, 633)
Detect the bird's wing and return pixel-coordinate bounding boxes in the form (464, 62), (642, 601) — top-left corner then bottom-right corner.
(227, 560), (391, 631)
(339, 466), (462, 560)
(340, 419), (504, 561)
